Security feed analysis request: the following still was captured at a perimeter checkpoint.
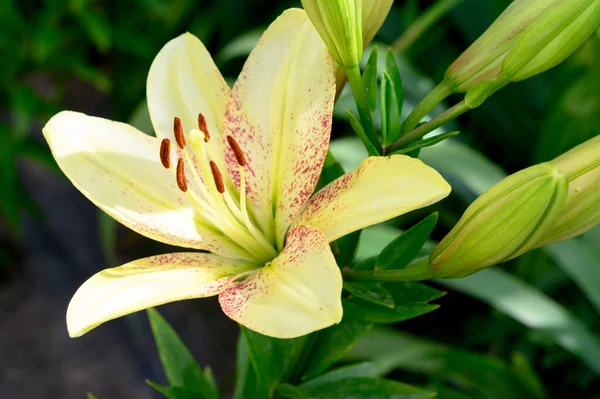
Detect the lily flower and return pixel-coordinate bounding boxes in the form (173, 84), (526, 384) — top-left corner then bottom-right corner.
(43, 9), (451, 339)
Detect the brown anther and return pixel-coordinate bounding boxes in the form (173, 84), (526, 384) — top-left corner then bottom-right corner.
(176, 158), (188, 192)
(209, 160), (225, 194)
(159, 138), (171, 169)
(173, 117), (186, 149)
(226, 135), (247, 166)
(198, 113), (210, 142)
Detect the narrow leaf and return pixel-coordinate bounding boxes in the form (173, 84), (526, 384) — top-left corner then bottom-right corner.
(375, 213), (438, 270)
(391, 131), (460, 155)
(362, 46), (379, 114)
(346, 109), (380, 156)
(277, 384), (307, 399)
(380, 71), (402, 146)
(299, 377), (435, 399)
(147, 309), (218, 398)
(385, 49), (404, 117)
(343, 282), (395, 308)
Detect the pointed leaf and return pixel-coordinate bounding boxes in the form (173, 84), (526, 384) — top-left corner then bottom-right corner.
(362, 46), (379, 114)
(346, 109), (380, 156)
(391, 131), (460, 155)
(146, 381), (203, 399)
(380, 71), (402, 146)
(147, 309), (218, 398)
(233, 333), (269, 399)
(375, 213), (438, 270)
(343, 282), (395, 308)
(385, 49), (404, 118)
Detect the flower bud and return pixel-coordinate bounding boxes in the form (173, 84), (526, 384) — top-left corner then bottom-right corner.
(430, 163), (568, 278)
(362, 0), (393, 46)
(444, 0), (600, 93)
(536, 135), (600, 246)
(302, 0), (363, 68)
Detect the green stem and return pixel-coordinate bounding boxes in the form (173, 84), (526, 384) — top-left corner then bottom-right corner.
(343, 258), (434, 282)
(401, 80), (453, 135)
(392, 0), (464, 54)
(390, 100), (470, 152)
(345, 65), (381, 154)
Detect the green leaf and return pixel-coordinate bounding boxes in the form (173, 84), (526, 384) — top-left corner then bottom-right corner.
(385, 49), (404, 118)
(215, 29), (262, 66)
(299, 377), (435, 399)
(147, 309), (218, 398)
(315, 151), (345, 191)
(277, 384), (307, 399)
(301, 362), (391, 391)
(437, 268), (600, 375)
(343, 299), (438, 324)
(97, 211), (117, 267)
(375, 213), (438, 270)
(511, 352), (547, 399)
(241, 327), (310, 397)
(391, 131), (460, 155)
(233, 332), (268, 399)
(362, 46), (379, 114)
(86, 394), (98, 399)
(303, 317), (372, 379)
(343, 282), (395, 308)
(380, 71), (402, 147)
(346, 109), (380, 156)
(353, 256), (377, 271)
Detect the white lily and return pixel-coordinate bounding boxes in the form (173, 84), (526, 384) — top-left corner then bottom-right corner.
(43, 9), (450, 339)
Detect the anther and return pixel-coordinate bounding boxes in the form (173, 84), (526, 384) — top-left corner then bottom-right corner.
(173, 117), (186, 149)
(198, 113), (210, 142)
(176, 158), (188, 192)
(226, 136), (247, 166)
(209, 160), (225, 193)
(159, 138), (171, 169)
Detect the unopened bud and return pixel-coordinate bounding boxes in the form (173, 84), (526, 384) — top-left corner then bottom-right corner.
(302, 0), (363, 68)
(362, 0), (393, 46)
(445, 0), (600, 94)
(430, 163), (568, 278)
(536, 135), (600, 246)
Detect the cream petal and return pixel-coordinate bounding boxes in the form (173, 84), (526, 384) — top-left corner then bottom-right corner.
(295, 155), (452, 242)
(218, 225), (343, 338)
(223, 9), (336, 248)
(67, 252), (257, 337)
(147, 33), (233, 189)
(42, 111), (249, 258)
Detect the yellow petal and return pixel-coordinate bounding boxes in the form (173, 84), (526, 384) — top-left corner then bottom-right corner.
(147, 32), (230, 142)
(219, 225), (343, 338)
(295, 155), (451, 242)
(223, 9), (336, 248)
(67, 252), (257, 337)
(42, 111), (249, 258)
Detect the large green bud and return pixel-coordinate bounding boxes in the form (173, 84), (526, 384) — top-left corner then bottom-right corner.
(430, 163), (568, 278)
(445, 0), (600, 94)
(301, 0), (363, 68)
(536, 135), (600, 246)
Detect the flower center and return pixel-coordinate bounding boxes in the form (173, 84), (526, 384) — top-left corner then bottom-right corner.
(159, 114), (277, 264)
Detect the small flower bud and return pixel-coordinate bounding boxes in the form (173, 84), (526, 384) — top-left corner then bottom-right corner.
(444, 0), (600, 93)
(302, 0), (363, 68)
(430, 163), (568, 278)
(536, 135), (600, 246)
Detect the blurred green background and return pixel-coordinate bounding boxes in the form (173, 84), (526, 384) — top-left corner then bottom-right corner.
(1, 0), (599, 398)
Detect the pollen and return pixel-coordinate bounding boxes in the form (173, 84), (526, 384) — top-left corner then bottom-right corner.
(209, 160), (225, 193)
(173, 117), (186, 149)
(227, 135), (247, 166)
(198, 113), (210, 142)
(159, 138), (171, 169)
(176, 158), (188, 192)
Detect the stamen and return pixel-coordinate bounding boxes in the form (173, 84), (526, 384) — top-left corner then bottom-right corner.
(159, 138), (171, 169)
(176, 158), (188, 192)
(209, 160), (225, 194)
(173, 117), (186, 149)
(226, 135), (247, 166)
(198, 113), (210, 142)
